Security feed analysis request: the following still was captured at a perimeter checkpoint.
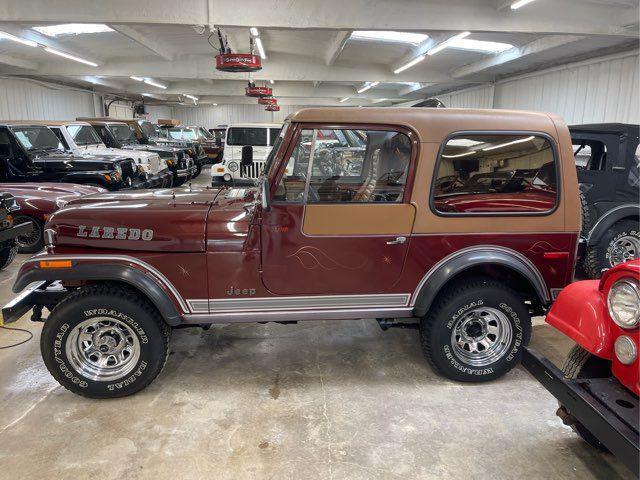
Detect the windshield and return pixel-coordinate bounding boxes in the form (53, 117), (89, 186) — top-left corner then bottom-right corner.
(67, 124), (102, 145)
(11, 126), (64, 152)
(108, 124), (137, 143)
(137, 121), (157, 139)
(169, 128), (197, 141)
(227, 127), (268, 146)
(197, 127), (213, 139)
(264, 122), (289, 177)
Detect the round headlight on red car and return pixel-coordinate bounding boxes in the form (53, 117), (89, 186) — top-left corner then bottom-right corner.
(614, 336), (637, 365)
(607, 278), (640, 329)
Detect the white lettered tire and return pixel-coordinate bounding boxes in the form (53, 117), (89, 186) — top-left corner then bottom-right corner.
(41, 284), (170, 398)
(420, 278), (532, 382)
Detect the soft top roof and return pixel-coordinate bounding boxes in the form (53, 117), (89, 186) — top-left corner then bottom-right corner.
(570, 123), (639, 137)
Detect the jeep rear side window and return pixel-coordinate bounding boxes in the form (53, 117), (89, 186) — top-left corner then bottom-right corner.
(573, 140), (607, 171)
(433, 134), (558, 214)
(273, 128), (411, 203)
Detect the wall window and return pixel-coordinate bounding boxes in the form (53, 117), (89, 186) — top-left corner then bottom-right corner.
(433, 134), (558, 214)
(273, 127), (411, 203)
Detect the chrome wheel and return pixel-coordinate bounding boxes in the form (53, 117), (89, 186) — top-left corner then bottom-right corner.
(66, 317), (140, 381)
(609, 235), (640, 266)
(450, 307), (513, 367)
(13, 216), (41, 250)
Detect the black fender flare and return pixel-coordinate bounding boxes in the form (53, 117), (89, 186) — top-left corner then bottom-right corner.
(587, 204), (640, 246)
(412, 246), (549, 318)
(13, 263), (183, 326)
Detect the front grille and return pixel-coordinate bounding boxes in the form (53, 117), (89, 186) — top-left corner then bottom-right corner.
(120, 160), (135, 179)
(240, 161), (265, 179)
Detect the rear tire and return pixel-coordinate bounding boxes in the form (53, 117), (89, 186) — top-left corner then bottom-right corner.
(419, 278), (531, 382)
(583, 219), (639, 278)
(560, 345), (611, 451)
(0, 241), (18, 270)
(40, 284), (170, 398)
(13, 215), (44, 253)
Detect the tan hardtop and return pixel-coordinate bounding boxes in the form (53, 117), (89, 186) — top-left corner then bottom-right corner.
(290, 108), (562, 144)
(76, 117), (132, 126)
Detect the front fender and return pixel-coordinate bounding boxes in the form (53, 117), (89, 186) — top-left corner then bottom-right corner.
(545, 279), (612, 359)
(13, 255), (185, 325)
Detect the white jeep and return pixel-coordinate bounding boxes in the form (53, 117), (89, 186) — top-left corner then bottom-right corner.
(49, 121), (172, 188)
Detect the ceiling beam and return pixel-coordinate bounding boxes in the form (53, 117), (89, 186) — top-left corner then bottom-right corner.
(0, 53), (37, 70)
(325, 31), (351, 66)
(16, 53), (458, 84)
(452, 34), (586, 78)
(110, 25), (175, 61)
(0, 0), (636, 37)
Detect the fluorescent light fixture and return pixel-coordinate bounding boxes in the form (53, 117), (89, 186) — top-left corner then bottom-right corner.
(447, 38), (513, 53)
(250, 27), (259, 36)
(372, 98), (388, 104)
(511, 0), (537, 10)
(351, 31), (428, 45)
(212, 103), (218, 106)
(269, 80), (274, 84)
(448, 138), (483, 147)
(0, 31), (37, 47)
(393, 55), (425, 74)
(339, 97), (350, 103)
(141, 93), (154, 97)
(33, 24), (113, 37)
(130, 76), (144, 81)
(184, 94), (198, 101)
(357, 81), (380, 93)
(442, 150), (477, 159)
(427, 31), (471, 56)
(143, 78), (168, 89)
(254, 37), (266, 59)
(43, 47), (98, 67)
(482, 136), (535, 151)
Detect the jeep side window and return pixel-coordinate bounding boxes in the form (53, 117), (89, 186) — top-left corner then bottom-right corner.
(307, 129), (410, 203)
(433, 134), (558, 214)
(572, 140), (607, 171)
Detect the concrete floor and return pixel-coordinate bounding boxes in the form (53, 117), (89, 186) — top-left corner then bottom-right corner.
(0, 169), (635, 480)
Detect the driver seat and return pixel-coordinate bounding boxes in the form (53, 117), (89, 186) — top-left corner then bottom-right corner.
(353, 149), (380, 202)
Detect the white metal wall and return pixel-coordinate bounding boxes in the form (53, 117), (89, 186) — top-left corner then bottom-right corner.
(439, 85), (495, 109)
(0, 77), (97, 120)
(493, 51), (639, 124)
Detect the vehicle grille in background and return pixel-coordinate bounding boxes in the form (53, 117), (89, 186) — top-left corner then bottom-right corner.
(121, 160), (135, 179)
(240, 161), (265, 179)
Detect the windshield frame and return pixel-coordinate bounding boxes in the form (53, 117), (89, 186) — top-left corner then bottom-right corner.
(107, 123), (137, 143)
(263, 122), (290, 180)
(10, 125), (65, 152)
(66, 124), (103, 146)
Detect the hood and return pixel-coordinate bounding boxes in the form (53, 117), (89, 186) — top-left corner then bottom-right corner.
(48, 186), (223, 252)
(77, 146), (159, 162)
(0, 183), (104, 198)
(31, 152), (130, 172)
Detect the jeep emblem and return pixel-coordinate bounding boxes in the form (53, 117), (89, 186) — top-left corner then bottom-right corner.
(226, 286), (256, 296)
(77, 225), (153, 241)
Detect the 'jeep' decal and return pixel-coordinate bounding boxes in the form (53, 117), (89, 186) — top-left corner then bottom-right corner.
(77, 225), (153, 241)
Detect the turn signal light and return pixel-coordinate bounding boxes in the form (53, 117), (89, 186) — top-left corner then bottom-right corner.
(39, 260), (72, 269)
(216, 167), (225, 172)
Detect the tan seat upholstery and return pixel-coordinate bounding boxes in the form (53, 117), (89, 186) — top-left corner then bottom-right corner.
(353, 149), (380, 202)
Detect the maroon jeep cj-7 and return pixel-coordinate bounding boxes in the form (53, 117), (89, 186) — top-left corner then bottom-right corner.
(3, 108), (581, 398)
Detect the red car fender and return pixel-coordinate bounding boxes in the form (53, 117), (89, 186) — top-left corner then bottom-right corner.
(546, 279), (613, 359)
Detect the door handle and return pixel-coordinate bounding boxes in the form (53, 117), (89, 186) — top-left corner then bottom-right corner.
(386, 236), (406, 245)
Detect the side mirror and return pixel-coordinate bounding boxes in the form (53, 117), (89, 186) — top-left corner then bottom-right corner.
(261, 176), (270, 211)
(241, 146), (253, 167)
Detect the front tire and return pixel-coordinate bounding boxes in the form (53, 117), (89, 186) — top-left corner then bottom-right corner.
(560, 345), (611, 451)
(420, 278), (531, 382)
(584, 219), (639, 278)
(14, 215), (44, 253)
(40, 284), (170, 398)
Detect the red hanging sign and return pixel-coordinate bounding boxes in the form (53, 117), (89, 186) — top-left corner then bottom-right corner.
(215, 53), (262, 72)
(265, 105), (280, 111)
(258, 96), (277, 105)
(245, 86), (272, 97)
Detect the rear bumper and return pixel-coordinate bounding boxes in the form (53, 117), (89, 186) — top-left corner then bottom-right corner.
(0, 222), (32, 243)
(522, 347), (639, 473)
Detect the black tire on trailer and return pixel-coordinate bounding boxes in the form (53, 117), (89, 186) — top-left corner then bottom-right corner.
(419, 277), (532, 382)
(40, 283), (171, 398)
(13, 215), (44, 253)
(0, 241), (18, 270)
(560, 344), (611, 451)
(583, 219), (640, 279)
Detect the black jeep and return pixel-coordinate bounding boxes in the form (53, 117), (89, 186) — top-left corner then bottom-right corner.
(571, 123), (640, 277)
(0, 193), (33, 271)
(0, 124), (135, 191)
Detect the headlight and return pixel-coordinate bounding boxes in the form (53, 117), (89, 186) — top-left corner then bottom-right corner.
(614, 336), (637, 365)
(115, 163), (123, 175)
(228, 161), (239, 172)
(55, 199), (68, 210)
(608, 279), (640, 329)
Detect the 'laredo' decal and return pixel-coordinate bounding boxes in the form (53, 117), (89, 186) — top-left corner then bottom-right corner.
(77, 225), (153, 241)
